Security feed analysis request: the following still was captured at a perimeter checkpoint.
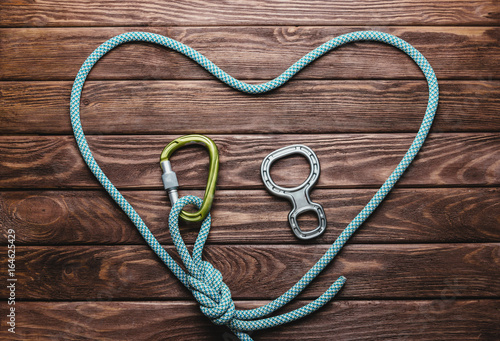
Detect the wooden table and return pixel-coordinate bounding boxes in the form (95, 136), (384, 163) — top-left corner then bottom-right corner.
(1, 1), (499, 340)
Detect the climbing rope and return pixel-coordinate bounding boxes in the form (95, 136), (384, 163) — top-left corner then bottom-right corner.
(70, 31), (439, 340)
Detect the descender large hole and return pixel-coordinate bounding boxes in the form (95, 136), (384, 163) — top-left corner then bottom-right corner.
(269, 154), (311, 188)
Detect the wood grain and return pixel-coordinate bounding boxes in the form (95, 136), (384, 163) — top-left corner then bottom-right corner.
(1, 188), (499, 245)
(2, 80), (499, 135)
(1, 0), (499, 27)
(1, 27), (499, 81)
(1, 300), (498, 340)
(0, 134), (498, 189)
(1, 244), (498, 300)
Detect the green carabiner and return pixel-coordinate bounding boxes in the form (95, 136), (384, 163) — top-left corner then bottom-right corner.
(160, 134), (219, 222)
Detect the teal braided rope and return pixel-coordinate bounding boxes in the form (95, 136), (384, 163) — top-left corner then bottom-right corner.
(70, 31), (439, 340)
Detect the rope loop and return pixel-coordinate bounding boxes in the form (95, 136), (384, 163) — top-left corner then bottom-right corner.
(167, 195), (346, 339)
(168, 195), (237, 327)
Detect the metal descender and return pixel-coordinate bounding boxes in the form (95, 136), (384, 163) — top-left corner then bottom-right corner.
(261, 145), (327, 240)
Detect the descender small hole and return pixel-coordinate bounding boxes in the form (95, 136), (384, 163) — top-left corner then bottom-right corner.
(296, 210), (320, 233)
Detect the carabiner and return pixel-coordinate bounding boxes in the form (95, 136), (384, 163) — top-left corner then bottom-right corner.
(160, 134), (219, 222)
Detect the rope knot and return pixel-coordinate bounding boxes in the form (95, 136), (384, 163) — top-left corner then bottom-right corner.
(188, 261), (236, 326)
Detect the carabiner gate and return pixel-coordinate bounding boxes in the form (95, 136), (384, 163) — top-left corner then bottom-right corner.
(160, 134), (219, 222)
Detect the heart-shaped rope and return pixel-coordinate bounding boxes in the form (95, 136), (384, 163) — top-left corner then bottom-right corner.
(70, 31), (439, 340)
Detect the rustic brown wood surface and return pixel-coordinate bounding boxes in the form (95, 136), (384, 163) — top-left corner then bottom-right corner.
(0, 1), (499, 340)
(1, 1), (499, 26)
(1, 134), (499, 190)
(2, 80), (500, 134)
(1, 188), (499, 245)
(1, 244), (498, 300)
(1, 300), (498, 340)
(2, 27), (500, 81)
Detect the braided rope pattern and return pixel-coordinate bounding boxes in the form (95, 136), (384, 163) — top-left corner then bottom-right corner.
(70, 31), (439, 340)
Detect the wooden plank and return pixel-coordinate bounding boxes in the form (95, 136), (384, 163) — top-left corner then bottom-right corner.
(1, 188), (499, 245)
(0, 244), (498, 300)
(1, 300), (498, 340)
(1, 27), (499, 81)
(2, 80), (499, 135)
(0, 134), (498, 189)
(1, 0), (498, 27)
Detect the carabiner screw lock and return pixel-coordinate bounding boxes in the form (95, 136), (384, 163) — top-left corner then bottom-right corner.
(160, 160), (179, 205)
